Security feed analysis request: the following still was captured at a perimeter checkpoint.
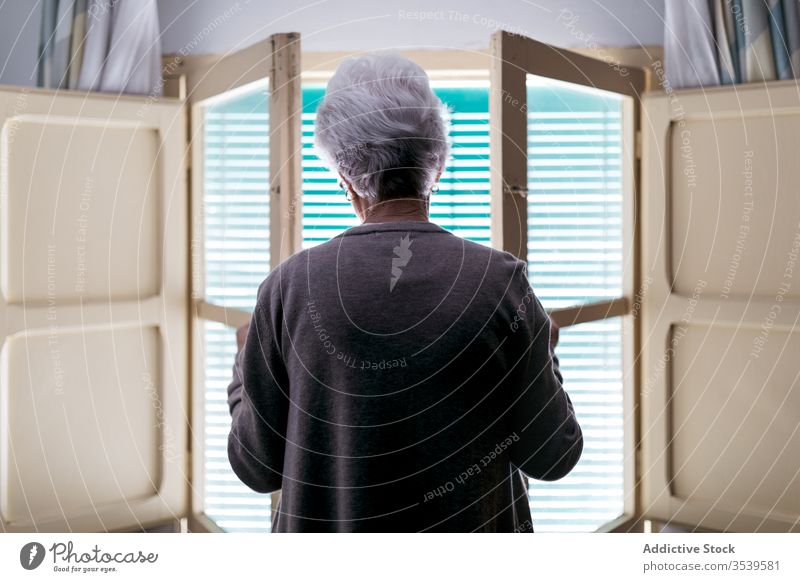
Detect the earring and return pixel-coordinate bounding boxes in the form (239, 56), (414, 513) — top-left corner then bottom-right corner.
(431, 184), (440, 193)
(339, 180), (352, 201)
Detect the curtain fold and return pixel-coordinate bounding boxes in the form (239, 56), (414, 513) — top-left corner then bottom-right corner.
(666, 0), (800, 89)
(77, 0), (113, 92)
(664, 0), (721, 89)
(36, 0), (58, 88)
(67, 0), (88, 89)
(98, 0), (162, 95)
(51, 0), (75, 89)
(713, 0), (740, 83)
(783, 0), (800, 75)
(37, 0), (162, 96)
(740, 0), (778, 82)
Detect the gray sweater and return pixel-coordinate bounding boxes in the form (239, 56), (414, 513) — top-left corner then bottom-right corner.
(227, 220), (582, 532)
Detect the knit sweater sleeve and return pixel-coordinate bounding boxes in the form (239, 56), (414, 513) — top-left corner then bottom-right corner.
(226, 275), (290, 494)
(505, 261), (584, 481)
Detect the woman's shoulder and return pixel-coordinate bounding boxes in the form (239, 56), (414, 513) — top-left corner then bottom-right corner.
(455, 237), (527, 278)
(252, 248), (312, 301)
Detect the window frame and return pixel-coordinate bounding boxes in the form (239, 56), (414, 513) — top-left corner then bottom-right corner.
(166, 38), (651, 532)
(165, 33), (302, 532)
(489, 30), (647, 532)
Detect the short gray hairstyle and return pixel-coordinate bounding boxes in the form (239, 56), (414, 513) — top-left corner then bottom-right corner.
(314, 52), (451, 202)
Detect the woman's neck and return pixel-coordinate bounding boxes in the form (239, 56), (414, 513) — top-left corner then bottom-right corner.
(361, 197), (429, 224)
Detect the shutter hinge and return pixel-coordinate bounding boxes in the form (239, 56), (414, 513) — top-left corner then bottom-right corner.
(504, 185), (528, 198)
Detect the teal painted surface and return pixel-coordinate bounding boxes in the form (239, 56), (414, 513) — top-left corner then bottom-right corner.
(302, 83), (491, 248)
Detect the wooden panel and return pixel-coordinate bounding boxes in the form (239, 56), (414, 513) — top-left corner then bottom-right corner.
(641, 79), (800, 531)
(0, 86), (188, 532)
(268, 32), (303, 266)
(670, 324), (800, 520)
(490, 30), (646, 526)
(184, 33), (301, 531)
(195, 300), (251, 328)
(548, 297), (629, 328)
(670, 112), (800, 300)
(494, 31), (647, 99)
(2, 326), (161, 523)
(489, 30), (528, 260)
(2, 118), (159, 303)
(173, 37), (273, 104)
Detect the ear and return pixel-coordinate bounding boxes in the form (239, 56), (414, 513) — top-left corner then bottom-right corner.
(340, 174), (366, 220)
(338, 173), (356, 198)
(339, 173), (358, 197)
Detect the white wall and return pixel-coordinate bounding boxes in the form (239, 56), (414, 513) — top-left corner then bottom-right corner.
(158, 0), (665, 55)
(0, 1), (42, 86)
(0, 0), (665, 86)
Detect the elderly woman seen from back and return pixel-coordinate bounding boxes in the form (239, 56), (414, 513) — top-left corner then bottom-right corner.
(226, 52), (582, 532)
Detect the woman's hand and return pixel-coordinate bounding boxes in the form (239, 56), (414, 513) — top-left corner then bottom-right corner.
(236, 323), (250, 351)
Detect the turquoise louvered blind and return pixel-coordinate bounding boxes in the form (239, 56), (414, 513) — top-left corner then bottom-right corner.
(201, 80), (625, 533)
(301, 82), (491, 247)
(201, 84), (274, 532)
(525, 79), (625, 532)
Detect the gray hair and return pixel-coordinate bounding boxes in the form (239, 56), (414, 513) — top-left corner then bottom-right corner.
(313, 52), (451, 202)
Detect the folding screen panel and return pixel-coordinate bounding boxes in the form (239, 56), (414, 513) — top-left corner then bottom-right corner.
(0, 87), (188, 532)
(641, 80), (800, 532)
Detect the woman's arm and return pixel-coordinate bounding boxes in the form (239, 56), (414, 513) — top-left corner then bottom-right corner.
(506, 267), (583, 482)
(226, 280), (289, 493)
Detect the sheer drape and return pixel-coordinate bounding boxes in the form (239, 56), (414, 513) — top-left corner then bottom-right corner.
(37, 0), (162, 96)
(665, 0), (800, 89)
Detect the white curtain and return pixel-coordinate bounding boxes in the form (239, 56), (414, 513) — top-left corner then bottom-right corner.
(665, 0), (800, 89)
(37, 0), (162, 96)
